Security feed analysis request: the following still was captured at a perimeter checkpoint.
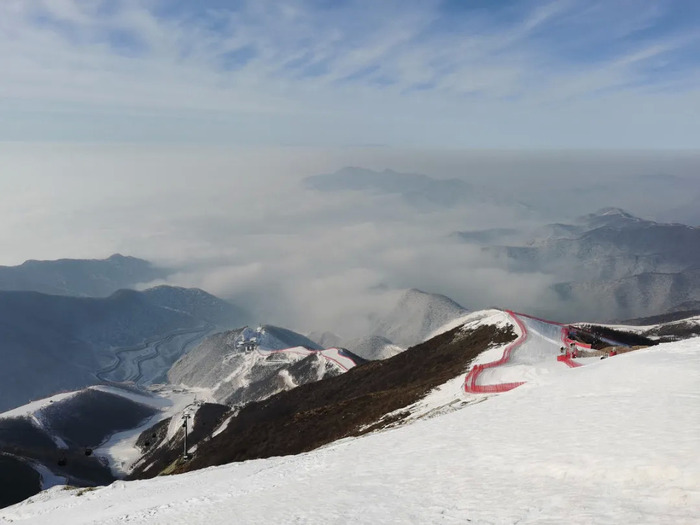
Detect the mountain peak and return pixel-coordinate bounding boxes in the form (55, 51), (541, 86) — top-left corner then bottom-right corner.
(594, 207), (636, 218)
(577, 207), (642, 229)
(371, 289), (468, 348)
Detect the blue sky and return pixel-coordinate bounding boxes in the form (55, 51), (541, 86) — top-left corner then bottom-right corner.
(1, 0), (699, 148)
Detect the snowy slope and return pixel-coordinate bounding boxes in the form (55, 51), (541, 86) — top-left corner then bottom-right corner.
(464, 311), (607, 392)
(0, 384), (203, 509)
(168, 325), (363, 406)
(0, 382), (213, 511)
(4, 338), (698, 524)
(0, 385), (197, 473)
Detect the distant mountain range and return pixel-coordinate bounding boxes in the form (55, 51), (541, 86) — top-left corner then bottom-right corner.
(0, 286), (249, 412)
(474, 208), (700, 321)
(0, 254), (168, 297)
(304, 166), (512, 209)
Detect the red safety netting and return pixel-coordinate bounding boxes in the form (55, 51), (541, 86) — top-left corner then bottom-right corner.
(463, 310), (527, 393)
(463, 310), (584, 393)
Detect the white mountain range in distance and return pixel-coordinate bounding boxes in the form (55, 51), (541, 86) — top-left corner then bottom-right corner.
(458, 208), (700, 321)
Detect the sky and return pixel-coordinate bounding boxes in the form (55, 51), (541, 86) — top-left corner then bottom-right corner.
(1, 0), (700, 148)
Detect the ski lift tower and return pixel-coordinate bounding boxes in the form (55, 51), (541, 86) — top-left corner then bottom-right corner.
(181, 413), (192, 460)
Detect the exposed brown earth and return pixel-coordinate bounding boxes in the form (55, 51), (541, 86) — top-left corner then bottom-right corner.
(145, 322), (515, 477)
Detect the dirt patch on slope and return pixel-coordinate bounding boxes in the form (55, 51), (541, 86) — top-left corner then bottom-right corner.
(154, 323), (514, 476)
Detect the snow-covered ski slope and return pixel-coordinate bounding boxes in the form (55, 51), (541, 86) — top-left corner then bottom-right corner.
(0, 384), (203, 478)
(464, 310), (598, 393)
(235, 326), (360, 370)
(256, 346), (358, 371)
(168, 325), (363, 407)
(4, 338), (698, 524)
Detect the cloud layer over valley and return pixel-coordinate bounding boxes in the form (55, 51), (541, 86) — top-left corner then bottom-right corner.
(2, 143), (699, 335)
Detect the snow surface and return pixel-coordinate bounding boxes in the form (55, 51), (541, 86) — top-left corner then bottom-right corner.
(4, 337), (698, 524)
(29, 462), (66, 491)
(0, 392), (79, 420)
(94, 385), (204, 476)
(427, 308), (511, 341)
(258, 346), (357, 371)
(168, 325), (357, 406)
(472, 311), (592, 388)
(0, 383), (205, 477)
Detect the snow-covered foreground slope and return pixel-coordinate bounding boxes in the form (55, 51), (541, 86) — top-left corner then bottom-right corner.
(4, 339), (698, 524)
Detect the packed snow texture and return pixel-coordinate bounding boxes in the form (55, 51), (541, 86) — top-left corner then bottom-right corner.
(4, 335), (698, 524)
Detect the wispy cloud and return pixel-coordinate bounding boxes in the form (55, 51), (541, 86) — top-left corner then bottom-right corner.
(0, 0), (699, 146)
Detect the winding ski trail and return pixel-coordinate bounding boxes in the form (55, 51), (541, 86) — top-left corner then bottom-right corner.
(95, 324), (215, 383)
(255, 346), (359, 371)
(464, 310), (588, 394)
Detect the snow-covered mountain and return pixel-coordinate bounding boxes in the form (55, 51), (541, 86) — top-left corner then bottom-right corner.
(477, 208), (700, 320)
(135, 307), (672, 478)
(305, 289), (469, 360)
(0, 254), (167, 297)
(489, 208), (700, 281)
(0, 386), (158, 507)
(168, 325), (364, 407)
(369, 289), (469, 348)
(0, 383), (214, 508)
(555, 268), (700, 321)
(4, 309), (697, 524)
(0, 286), (248, 412)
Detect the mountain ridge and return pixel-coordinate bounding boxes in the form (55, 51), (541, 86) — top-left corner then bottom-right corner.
(0, 254), (169, 297)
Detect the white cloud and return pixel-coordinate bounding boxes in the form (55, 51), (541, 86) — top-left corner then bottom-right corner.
(0, 0), (698, 147)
